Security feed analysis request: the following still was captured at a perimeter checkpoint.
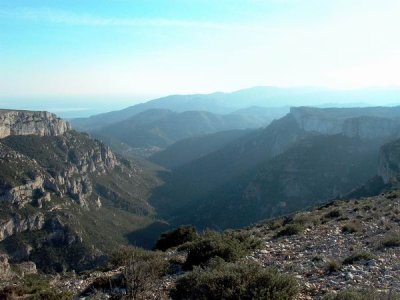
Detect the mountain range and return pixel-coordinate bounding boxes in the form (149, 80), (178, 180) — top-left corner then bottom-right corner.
(91, 108), (278, 156)
(149, 106), (400, 230)
(3, 89), (400, 277)
(71, 86), (400, 131)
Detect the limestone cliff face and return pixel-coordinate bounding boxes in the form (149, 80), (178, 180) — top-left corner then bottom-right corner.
(290, 107), (344, 135)
(0, 131), (118, 207)
(343, 117), (400, 139)
(0, 110), (158, 273)
(290, 107), (400, 139)
(0, 110), (71, 139)
(378, 139), (400, 185)
(0, 110), (119, 241)
(0, 213), (45, 242)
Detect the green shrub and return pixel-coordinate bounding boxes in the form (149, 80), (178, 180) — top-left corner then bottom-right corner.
(324, 209), (341, 219)
(170, 261), (299, 300)
(342, 221), (362, 233)
(293, 213), (319, 226)
(326, 258), (342, 273)
(154, 225), (198, 251)
(268, 219), (284, 230)
(275, 224), (304, 238)
(114, 247), (168, 299)
(30, 290), (73, 300)
(0, 275), (72, 300)
(183, 230), (261, 270)
(343, 251), (376, 265)
(380, 232), (400, 248)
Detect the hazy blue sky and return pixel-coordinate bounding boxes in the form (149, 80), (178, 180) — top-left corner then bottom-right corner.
(1, 0), (400, 113)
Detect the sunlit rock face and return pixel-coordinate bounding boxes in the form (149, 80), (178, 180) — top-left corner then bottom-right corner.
(0, 110), (71, 139)
(379, 139), (400, 185)
(290, 106), (400, 140)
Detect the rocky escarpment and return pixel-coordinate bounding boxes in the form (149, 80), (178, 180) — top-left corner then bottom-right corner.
(0, 213), (45, 241)
(0, 110), (159, 272)
(378, 138), (400, 186)
(0, 110), (71, 139)
(0, 132), (118, 207)
(290, 106), (400, 139)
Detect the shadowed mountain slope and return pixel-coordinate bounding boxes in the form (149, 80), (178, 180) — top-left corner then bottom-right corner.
(149, 129), (253, 169)
(150, 106), (400, 230)
(92, 109), (272, 155)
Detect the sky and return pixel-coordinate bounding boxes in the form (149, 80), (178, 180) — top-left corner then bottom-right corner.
(1, 0), (400, 116)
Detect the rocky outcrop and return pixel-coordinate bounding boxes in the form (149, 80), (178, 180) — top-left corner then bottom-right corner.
(0, 213), (45, 241)
(0, 130), (119, 207)
(378, 138), (400, 185)
(0, 110), (158, 275)
(0, 176), (47, 206)
(290, 106), (400, 139)
(343, 116), (400, 139)
(15, 261), (37, 276)
(0, 254), (10, 278)
(0, 110), (71, 139)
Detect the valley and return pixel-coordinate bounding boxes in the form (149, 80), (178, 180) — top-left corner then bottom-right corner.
(2, 89), (400, 299)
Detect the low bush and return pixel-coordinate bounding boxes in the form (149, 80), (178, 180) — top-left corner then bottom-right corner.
(275, 224), (304, 238)
(343, 251), (376, 265)
(293, 213), (319, 226)
(342, 221), (362, 233)
(324, 209), (341, 219)
(183, 230), (261, 270)
(170, 260), (299, 300)
(112, 247), (168, 299)
(380, 232), (400, 248)
(326, 258), (342, 273)
(0, 274), (72, 300)
(154, 225), (198, 251)
(268, 219), (284, 230)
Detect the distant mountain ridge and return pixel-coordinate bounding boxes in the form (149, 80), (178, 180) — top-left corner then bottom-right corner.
(91, 108), (277, 156)
(71, 86), (400, 131)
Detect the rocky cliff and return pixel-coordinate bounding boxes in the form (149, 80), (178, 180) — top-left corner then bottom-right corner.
(378, 138), (400, 185)
(0, 131), (118, 208)
(290, 106), (400, 139)
(0, 110), (160, 272)
(0, 110), (71, 139)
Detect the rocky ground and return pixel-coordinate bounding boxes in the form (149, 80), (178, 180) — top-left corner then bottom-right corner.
(1, 191), (400, 299)
(55, 191), (400, 299)
(248, 192), (400, 299)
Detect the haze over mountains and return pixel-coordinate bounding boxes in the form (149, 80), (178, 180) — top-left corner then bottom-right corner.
(70, 86), (400, 158)
(67, 88), (400, 234)
(71, 86), (400, 130)
(148, 106), (400, 229)
(4, 0), (400, 296)
(91, 109), (275, 156)
(3, 87), (400, 297)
